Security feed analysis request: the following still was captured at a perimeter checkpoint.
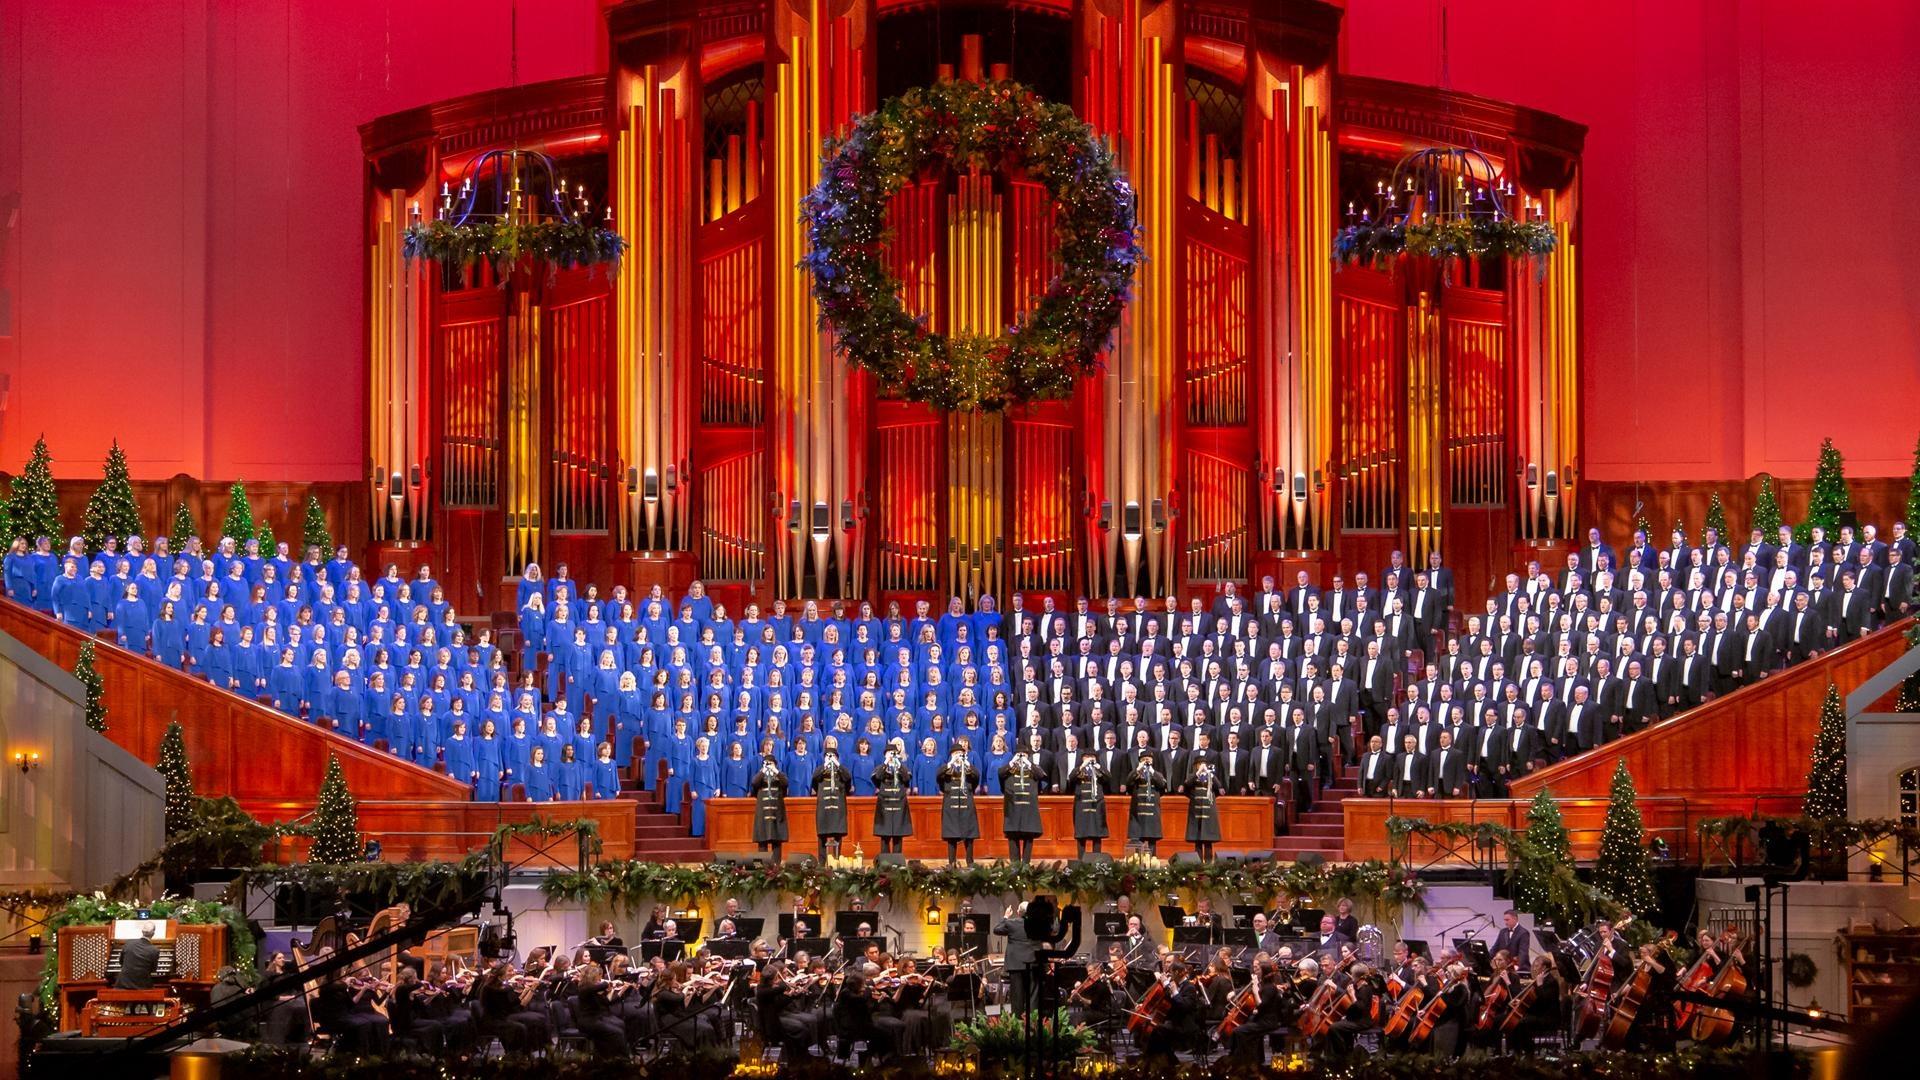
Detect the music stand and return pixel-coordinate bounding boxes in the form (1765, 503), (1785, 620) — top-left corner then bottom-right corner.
(788, 936), (831, 960)
(1093, 935), (1128, 962)
(1292, 907), (1325, 933)
(944, 929), (989, 958)
(841, 935), (887, 959)
(1455, 939), (1492, 976)
(1170, 926), (1214, 962)
(835, 911), (878, 938)
(583, 942), (623, 965)
(729, 917), (766, 940)
(1230, 904), (1268, 929)
(1220, 928), (1257, 951)
(641, 940), (686, 963)
(672, 919), (704, 942)
(1093, 913), (1128, 938)
(1157, 905), (1188, 937)
(705, 939), (752, 960)
(777, 913), (822, 940)
(1401, 938), (1429, 961)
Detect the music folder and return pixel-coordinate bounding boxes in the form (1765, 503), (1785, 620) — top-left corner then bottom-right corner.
(640, 940), (686, 963)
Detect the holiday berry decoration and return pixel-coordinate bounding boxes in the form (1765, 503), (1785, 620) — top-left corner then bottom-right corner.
(1594, 760), (1658, 917)
(307, 754), (363, 864)
(81, 440), (142, 555)
(1803, 683), (1848, 821)
(802, 79), (1142, 412)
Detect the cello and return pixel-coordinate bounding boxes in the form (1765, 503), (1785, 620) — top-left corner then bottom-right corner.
(1688, 935), (1749, 1044)
(1500, 972), (1544, 1034)
(1126, 974), (1174, 1038)
(1410, 966), (1462, 1045)
(1671, 945), (1718, 1031)
(1382, 971), (1427, 1038)
(1474, 968), (1512, 1032)
(1214, 977), (1261, 1039)
(1296, 978), (1356, 1038)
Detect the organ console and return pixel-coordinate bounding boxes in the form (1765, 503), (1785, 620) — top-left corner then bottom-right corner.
(55, 920), (228, 1032)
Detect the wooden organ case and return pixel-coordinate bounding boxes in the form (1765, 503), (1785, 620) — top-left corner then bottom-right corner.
(55, 921), (228, 1033)
(361, 0), (1584, 616)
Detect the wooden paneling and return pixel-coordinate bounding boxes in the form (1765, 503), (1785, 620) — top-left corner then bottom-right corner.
(706, 796), (1275, 860)
(1340, 793), (1807, 865)
(35, 478), (365, 565)
(268, 799), (637, 865)
(1580, 477), (1912, 549)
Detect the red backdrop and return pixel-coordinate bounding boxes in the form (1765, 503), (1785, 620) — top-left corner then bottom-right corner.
(1, 1), (1913, 485)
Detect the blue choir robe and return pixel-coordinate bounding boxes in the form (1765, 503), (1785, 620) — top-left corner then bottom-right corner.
(328, 685), (368, 739)
(534, 728), (566, 770)
(785, 749), (816, 796)
(522, 760), (557, 802)
(556, 757), (585, 801)
(443, 736), (477, 787)
(152, 617), (188, 669)
(504, 732), (534, 787)
(301, 666), (332, 708)
(985, 749), (1015, 794)
(720, 754), (753, 797)
(202, 646), (237, 692)
(473, 736), (505, 799)
(113, 599), (152, 654)
(590, 758), (620, 800)
(911, 749), (943, 795)
(233, 642), (268, 694)
(687, 753), (720, 834)
(2, 552), (31, 605)
(849, 751), (879, 794)
(515, 575), (544, 612)
(613, 694), (645, 766)
(268, 663), (304, 713)
(51, 575), (90, 626)
(661, 730), (694, 813)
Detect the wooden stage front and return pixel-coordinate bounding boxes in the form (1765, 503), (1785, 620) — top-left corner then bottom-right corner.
(706, 796), (1279, 859)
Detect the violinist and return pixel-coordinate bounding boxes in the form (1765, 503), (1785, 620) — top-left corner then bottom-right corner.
(938, 746), (981, 866)
(881, 956), (935, 1055)
(477, 962), (551, 1052)
(1068, 752), (1109, 858)
(755, 959), (819, 1061)
(871, 743), (913, 855)
(812, 747), (854, 862)
(832, 968), (890, 1064)
(389, 966), (451, 1057)
(572, 961), (630, 1057)
(606, 953), (656, 1045)
(1072, 954), (1130, 1039)
(312, 960), (391, 1055)
(750, 755), (790, 862)
(1127, 752), (1170, 856)
(655, 961), (720, 1048)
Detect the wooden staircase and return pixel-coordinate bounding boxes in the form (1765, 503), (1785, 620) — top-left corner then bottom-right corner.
(1272, 774), (1361, 859)
(619, 775), (713, 864)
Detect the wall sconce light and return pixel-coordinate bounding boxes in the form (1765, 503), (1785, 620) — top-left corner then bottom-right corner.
(925, 902), (942, 926)
(1543, 471), (1560, 499)
(389, 473), (405, 503)
(1121, 501), (1143, 540)
(14, 751), (41, 773)
(641, 469), (661, 504)
(1525, 463), (1540, 489)
(810, 501), (831, 538)
(1097, 500), (1112, 532)
(1292, 473), (1308, 502)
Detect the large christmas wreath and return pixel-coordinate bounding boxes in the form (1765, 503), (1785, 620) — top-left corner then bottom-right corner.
(802, 80), (1142, 412)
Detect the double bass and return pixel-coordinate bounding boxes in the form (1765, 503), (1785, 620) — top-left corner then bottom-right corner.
(1671, 947), (1718, 1031)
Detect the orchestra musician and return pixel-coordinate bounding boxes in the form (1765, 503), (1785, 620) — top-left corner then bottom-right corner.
(1138, 962), (1205, 1061)
(750, 755), (790, 862)
(1508, 953), (1565, 1051)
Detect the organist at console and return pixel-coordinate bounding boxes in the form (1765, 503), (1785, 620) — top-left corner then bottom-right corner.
(55, 918), (228, 1034)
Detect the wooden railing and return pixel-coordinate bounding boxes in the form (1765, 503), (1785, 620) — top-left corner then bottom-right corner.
(1344, 618), (1914, 864)
(0, 598), (636, 863)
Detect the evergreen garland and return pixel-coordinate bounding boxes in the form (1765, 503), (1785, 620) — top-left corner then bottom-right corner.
(9, 435), (63, 544)
(75, 640), (107, 733)
(1899, 627), (1920, 713)
(307, 755), (363, 864)
(1703, 493), (1727, 539)
(1803, 683), (1848, 820)
(1594, 760), (1658, 917)
(158, 720), (197, 837)
(1797, 437), (1851, 544)
(1512, 789), (1574, 921)
(170, 501), (198, 552)
(1750, 473), (1783, 537)
(221, 480), (257, 543)
(303, 495), (333, 553)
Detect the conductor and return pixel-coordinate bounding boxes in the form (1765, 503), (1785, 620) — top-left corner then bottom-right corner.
(994, 901), (1039, 1014)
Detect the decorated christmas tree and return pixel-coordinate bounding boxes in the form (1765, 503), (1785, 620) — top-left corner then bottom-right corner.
(1513, 788), (1574, 920)
(220, 481), (256, 544)
(1900, 627), (1920, 713)
(81, 440), (143, 554)
(256, 518), (276, 557)
(1594, 760), (1659, 917)
(75, 640), (107, 733)
(0, 498), (12, 547)
(1704, 492), (1727, 539)
(307, 754), (362, 863)
(1797, 437), (1852, 543)
(302, 495), (332, 554)
(1671, 518), (1688, 547)
(170, 502), (198, 551)
(1906, 432), (1919, 531)
(9, 435), (63, 544)
(1803, 683), (1848, 820)
(158, 720), (197, 837)
(1750, 473), (1784, 537)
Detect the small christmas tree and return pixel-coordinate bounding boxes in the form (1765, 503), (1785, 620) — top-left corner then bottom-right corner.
(1803, 683), (1848, 820)
(9, 435), (63, 544)
(307, 754), (362, 863)
(158, 720), (197, 837)
(1750, 473), (1783, 537)
(1704, 493), (1727, 539)
(170, 502), (197, 551)
(220, 481), (256, 544)
(256, 518), (276, 557)
(75, 640), (107, 733)
(302, 495), (332, 553)
(1905, 432), (1919, 531)
(1594, 760), (1659, 917)
(1671, 518), (1688, 547)
(1797, 437), (1852, 544)
(81, 440), (143, 555)
(1513, 788), (1574, 920)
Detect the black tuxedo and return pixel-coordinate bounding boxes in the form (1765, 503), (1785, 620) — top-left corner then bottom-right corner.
(1427, 745), (1467, 797)
(1491, 924), (1532, 968)
(1358, 749), (1393, 797)
(1391, 750), (1429, 797)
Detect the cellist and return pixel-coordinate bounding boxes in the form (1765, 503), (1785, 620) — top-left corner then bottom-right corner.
(1469, 948), (1518, 1050)
(1507, 953), (1564, 1051)
(1224, 957), (1289, 1061)
(1327, 961), (1382, 1054)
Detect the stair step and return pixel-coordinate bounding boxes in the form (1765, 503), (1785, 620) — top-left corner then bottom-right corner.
(1287, 824), (1346, 838)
